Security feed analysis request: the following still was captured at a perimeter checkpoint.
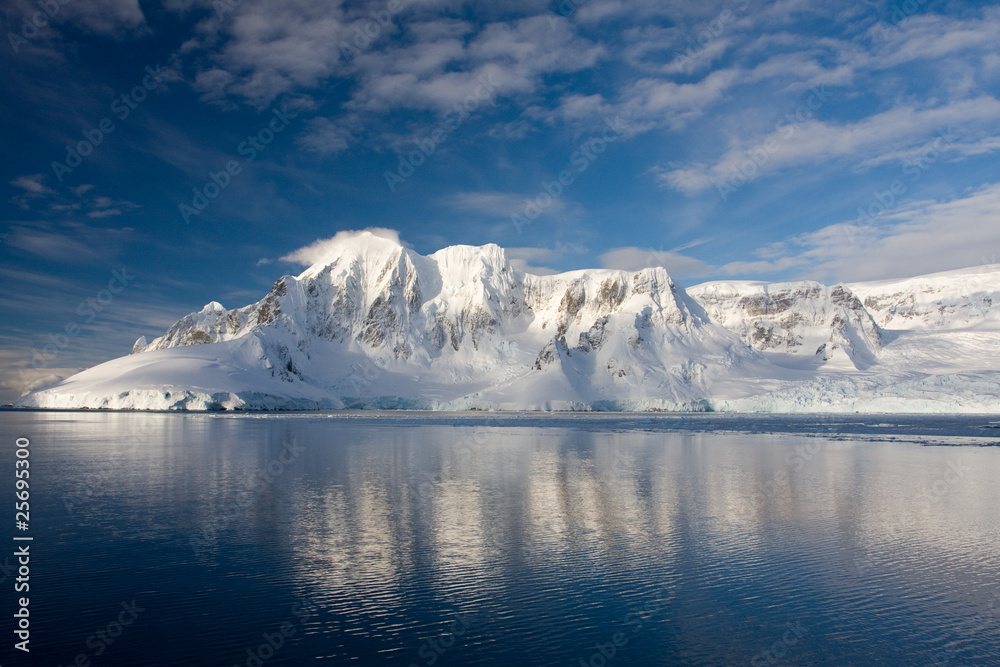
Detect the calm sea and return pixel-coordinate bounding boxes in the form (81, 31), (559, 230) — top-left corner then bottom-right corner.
(2, 410), (999, 666)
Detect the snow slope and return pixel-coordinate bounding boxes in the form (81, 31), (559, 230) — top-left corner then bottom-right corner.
(16, 234), (1000, 412)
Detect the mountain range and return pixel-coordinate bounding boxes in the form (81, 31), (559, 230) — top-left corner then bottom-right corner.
(17, 232), (1000, 412)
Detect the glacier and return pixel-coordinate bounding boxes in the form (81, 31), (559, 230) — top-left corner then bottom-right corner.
(16, 232), (1000, 412)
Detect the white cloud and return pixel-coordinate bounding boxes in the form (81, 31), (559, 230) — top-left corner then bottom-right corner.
(505, 247), (560, 275)
(505, 241), (587, 275)
(8, 177), (141, 221)
(63, 0), (145, 36)
(280, 228), (406, 267)
(86, 209), (122, 219)
(599, 246), (715, 280)
(767, 182), (1000, 282)
(297, 117), (354, 155)
(346, 15), (603, 113)
(2, 0), (145, 40)
(444, 190), (568, 218)
(10, 174), (53, 195)
(4, 221), (134, 263)
(5, 228), (102, 262)
(603, 183), (1000, 284)
(872, 9), (1000, 69)
(659, 97), (1000, 195)
(704, 182), (1000, 282)
(281, 229), (589, 276)
(82, 196), (140, 219)
(179, 4), (604, 117)
(183, 0), (354, 107)
(0, 367), (78, 402)
(548, 67), (743, 134)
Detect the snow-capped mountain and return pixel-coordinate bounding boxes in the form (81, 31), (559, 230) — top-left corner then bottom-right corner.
(16, 232), (1000, 412)
(687, 281), (883, 370)
(847, 267), (997, 330)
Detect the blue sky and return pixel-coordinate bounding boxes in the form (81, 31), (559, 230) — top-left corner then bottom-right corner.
(2, 0), (999, 400)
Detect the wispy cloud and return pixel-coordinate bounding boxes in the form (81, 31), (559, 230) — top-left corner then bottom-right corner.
(10, 174), (53, 195)
(346, 16), (602, 113)
(297, 117), (355, 155)
(659, 97), (1000, 195)
(656, 182), (1000, 283)
(743, 181), (1000, 282)
(444, 191), (568, 218)
(181, 0), (352, 107)
(506, 241), (587, 275)
(599, 246), (715, 281)
(2, 0), (146, 42)
(3, 222), (134, 263)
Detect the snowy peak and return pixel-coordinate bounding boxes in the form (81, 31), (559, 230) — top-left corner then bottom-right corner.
(295, 230), (410, 280)
(428, 242), (512, 284)
(25, 238), (1000, 413)
(139, 294), (254, 351)
(526, 267), (701, 349)
(848, 265), (999, 330)
(688, 280), (882, 370)
(136, 241), (712, 364)
(107, 237), (757, 411)
(136, 238), (527, 362)
(423, 243), (525, 352)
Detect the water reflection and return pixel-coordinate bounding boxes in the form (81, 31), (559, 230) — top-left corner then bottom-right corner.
(5, 411), (1000, 666)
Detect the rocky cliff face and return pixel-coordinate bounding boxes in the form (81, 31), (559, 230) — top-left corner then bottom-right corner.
(133, 234), (742, 380)
(846, 267), (997, 330)
(688, 281), (883, 370)
(19, 234), (1000, 412)
(82, 232), (760, 409)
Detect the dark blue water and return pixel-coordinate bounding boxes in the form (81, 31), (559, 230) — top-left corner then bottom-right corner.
(2, 411), (999, 666)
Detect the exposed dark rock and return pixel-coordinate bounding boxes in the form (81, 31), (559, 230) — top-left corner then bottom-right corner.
(184, 330), (212, 345)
